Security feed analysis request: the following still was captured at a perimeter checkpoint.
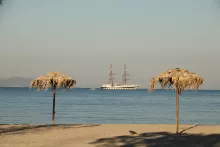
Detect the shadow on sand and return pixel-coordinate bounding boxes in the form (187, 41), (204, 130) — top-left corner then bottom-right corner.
(0, 124), (100, 134)
(90, 132), (220, 147)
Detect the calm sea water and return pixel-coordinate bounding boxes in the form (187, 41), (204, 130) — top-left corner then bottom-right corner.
(0, 88), (220, 124)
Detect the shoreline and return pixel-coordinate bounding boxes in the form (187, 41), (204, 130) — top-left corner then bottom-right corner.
(1, 124), (220, 147)
(1, 124), (220, 134)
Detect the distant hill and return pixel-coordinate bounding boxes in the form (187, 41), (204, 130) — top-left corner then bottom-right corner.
(0, 77), (33, 87)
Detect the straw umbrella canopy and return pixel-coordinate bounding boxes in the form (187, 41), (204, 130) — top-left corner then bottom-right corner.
(149, 68), (204, 133)
(30, 72), (76, 124)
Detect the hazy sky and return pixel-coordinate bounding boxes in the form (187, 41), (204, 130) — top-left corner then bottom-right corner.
(0, 0), (220, 89)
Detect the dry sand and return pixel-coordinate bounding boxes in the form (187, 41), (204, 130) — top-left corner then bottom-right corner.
(0, 124), (220, 147)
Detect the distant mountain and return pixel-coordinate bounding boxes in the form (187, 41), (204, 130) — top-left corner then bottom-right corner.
(0, 77), (33, 87)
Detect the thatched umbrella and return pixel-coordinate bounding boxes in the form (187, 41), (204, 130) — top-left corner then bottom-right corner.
(30, 72), (76, 124)
(149, 68), (204, 133)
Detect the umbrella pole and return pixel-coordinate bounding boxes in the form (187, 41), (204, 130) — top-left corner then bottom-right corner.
(176, 90), (179, 134)
(52, 87), (56, 124)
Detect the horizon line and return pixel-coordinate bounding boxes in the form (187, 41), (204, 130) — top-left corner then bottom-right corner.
(0, 87), (219, 91)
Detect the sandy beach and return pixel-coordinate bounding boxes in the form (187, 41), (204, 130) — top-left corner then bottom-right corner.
(0, 124), (220, 147)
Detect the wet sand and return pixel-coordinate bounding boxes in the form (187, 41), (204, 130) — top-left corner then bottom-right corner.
(0, 124), (220, 147)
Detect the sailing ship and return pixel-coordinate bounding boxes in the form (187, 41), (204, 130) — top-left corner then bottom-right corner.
(101, 64), (139, 90)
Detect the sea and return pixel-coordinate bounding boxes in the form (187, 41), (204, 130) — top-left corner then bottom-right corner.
(0, 88), (220, 125)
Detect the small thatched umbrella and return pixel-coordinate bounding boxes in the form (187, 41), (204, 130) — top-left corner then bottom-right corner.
(149, 68), (204, 133)
(30, 72), (76, 124)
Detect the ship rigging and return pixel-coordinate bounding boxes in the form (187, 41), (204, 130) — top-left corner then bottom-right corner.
(101, 64), (139, 90)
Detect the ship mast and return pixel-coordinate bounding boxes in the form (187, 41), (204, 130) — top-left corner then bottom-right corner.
(108, 64), (115, 86)
(122, 64), (130, 85)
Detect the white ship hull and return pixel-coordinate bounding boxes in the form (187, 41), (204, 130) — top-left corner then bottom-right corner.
(101, 84), (139, 90)
(101, 87), (138, 90)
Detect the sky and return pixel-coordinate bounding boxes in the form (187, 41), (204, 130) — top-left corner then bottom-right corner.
(0, 0), (220, 89)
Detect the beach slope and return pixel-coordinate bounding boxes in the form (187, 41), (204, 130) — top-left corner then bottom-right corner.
(0, 124), (220, 147)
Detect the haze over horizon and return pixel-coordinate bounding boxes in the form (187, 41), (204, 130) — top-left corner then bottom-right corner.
(0, 0), (220, 89)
